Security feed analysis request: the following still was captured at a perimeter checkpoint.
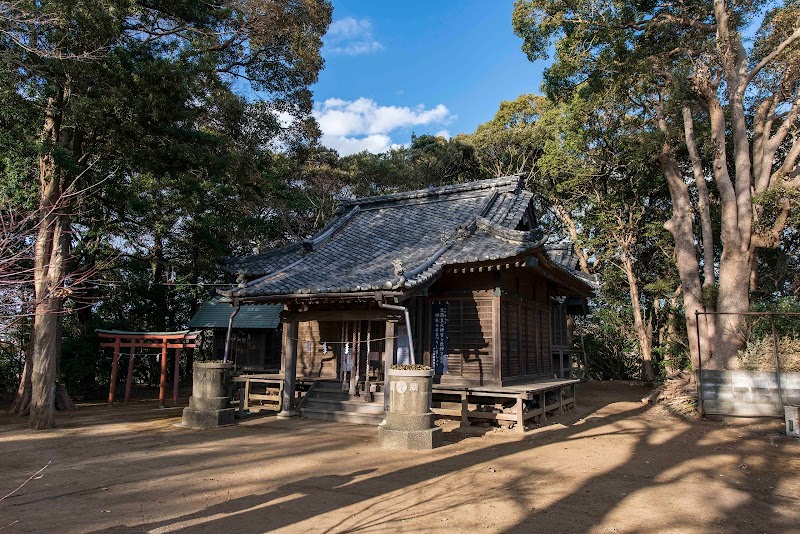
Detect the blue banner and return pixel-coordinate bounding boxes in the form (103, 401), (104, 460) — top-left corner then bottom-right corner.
(431, 303), (448, 374)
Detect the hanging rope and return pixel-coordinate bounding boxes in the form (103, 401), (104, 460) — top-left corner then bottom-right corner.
(349, 321), (360, 396)
(289, 335), (398, 344)
(363, 322), (373, 402)
(340, 321), (349, 391)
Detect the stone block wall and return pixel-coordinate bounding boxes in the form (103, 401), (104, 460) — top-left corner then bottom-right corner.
(700, 370), (800, 416)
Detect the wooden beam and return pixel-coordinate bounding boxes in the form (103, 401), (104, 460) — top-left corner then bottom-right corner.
(516, 396), (525, 433)
(108, 337), (120, 405)
(460, 392), (469, 428)
(383, 320), (396, 417)
(492, 294), (502, 384)
(173, 347), (181, 405)
(159, 339), (168, 408)
(281, 309), (399, 323)
(278, 320), (299, 417)
(124, 346), (135, 402)
(97, 332), (194, 340)
(99, 342), (197, 349)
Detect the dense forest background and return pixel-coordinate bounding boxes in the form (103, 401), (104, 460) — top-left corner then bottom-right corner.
(1, 1), (798, 428)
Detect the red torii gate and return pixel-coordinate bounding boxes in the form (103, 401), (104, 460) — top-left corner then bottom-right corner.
(97, 329), (199, 408)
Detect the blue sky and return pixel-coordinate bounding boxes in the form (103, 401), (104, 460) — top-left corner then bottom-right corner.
(311, 1), (548, 155)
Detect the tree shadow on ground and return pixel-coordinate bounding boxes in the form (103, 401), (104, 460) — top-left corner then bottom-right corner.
(3, 384), (796, 533)
(79, 400), (798, 533)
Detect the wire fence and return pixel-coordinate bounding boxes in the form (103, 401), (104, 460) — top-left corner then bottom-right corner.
(696, 311), (800, 417)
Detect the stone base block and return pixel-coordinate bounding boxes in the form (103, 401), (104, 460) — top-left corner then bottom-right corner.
(189, 396), (229, 411)
(182, 407), (235, 429)
(386, 412), (435, 431)
(379, 426), (442, 450)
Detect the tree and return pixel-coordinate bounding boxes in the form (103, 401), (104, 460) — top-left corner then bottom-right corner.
(408, 134), (484, 187)
(467, 94), (550, 178)
(1, 0), (331, 428)
(513, 0), (800, 370)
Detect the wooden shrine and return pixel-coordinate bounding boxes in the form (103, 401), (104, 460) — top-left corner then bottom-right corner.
(213, 176), (595, 428)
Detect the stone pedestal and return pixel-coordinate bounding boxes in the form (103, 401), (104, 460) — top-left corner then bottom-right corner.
(786, 405), (799, 438)
(182, 361), (235, 429)
(379, 368), (442, 450)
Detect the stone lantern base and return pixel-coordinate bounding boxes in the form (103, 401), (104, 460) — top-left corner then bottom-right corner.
(182, 361), (235, 429)
(379, 426), (442, 450)
(379, 368), (442, 450)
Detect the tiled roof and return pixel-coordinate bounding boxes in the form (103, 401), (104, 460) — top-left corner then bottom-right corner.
(188, 297), (281, 328)
(544, 241), (599, 288)
(221, 176), (590, 300)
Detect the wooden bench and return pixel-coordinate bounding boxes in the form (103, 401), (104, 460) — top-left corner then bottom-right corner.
(432, 379), (579, 433)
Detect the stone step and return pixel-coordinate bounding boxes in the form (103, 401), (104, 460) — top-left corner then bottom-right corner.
(300, 408), (384, 425)
(303, 398), (385, 415)
(314, 380), (384, 392)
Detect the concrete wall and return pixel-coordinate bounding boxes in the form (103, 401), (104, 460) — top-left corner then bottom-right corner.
(700, 370), (800, 416)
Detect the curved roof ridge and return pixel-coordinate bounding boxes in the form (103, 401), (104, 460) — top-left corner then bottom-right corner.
(475, 216), (543, 244)
(344, 175), (522, 207)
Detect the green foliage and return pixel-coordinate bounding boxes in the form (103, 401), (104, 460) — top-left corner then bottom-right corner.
(0, 0), (333, 398)
(576, 307), (641, 380)
(463, 94), (550, 178)
(749, 297), (800, 340)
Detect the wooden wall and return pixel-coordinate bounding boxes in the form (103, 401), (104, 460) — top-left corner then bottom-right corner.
(551, 303), (570, 349)
(428, 295), (496, 385)
(499, 297), (552, 380)
(212, 328), (281, 370)
(296, 321), (339, 378)
(426, 266), (557, 386)
(295, 320), (387, 379)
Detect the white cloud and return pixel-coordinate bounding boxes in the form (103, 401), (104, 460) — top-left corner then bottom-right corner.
(320, 133), (394, 154)
(313, 97), (454, 156)
(435, 130), (451, 140)
(324, 17), (383, 56)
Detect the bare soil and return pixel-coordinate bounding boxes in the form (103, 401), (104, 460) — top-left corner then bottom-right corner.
(1, 381), (798, 533)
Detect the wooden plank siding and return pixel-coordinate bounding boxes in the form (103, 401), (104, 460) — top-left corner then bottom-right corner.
(500, 297), (552, 382)
(429, 296), (496, 385)
(551, 303), (570, 349)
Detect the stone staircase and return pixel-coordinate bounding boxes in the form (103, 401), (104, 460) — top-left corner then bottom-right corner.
(300, 380), (385, 425)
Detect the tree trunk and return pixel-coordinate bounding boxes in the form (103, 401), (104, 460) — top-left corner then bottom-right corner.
(709, 2), (756, 368)
(10, 329), (34, 416)
(682, 108), (716, 292)
(656, 105), (710, 372)
(29, 93), (68, 430)
(152, 232), (167, 331)
(552, 201), (591, 274)
(30, 200), (67, 429)
(621, 253), (655, 382)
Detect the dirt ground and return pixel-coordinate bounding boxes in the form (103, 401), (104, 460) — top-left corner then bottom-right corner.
(1, 381), (798, 534)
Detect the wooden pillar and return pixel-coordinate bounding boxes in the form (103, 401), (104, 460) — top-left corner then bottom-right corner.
(124, 345), (135, 402)
(539, 392), (547, 423)
(278, 320), (299, 417)
(108, 337), (121, 405)
(460, 391), (469, 428)
(382, 320), (396, 418)
(173, 347), (181, 405)
(159, 338), (168, 408)
(243, 377), (251, 412)
(516, 395), (526, 434)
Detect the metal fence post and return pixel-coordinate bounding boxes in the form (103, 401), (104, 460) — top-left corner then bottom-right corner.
(696, 310), (704, 417)
(771, 313), (784, 417)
